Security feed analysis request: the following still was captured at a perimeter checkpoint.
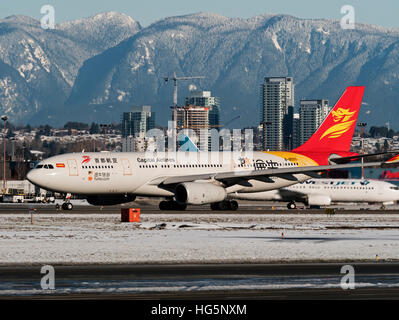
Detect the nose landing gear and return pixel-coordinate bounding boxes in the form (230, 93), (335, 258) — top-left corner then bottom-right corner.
(57, 193), (73, 210)
(62, 202), (73, 210)
(57, 202), (73, 210)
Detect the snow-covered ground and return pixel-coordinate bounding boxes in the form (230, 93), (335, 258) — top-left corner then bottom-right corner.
(1, 213), (399, 265)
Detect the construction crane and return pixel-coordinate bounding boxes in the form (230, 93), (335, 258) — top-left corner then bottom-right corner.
(164, 72), (205, 107)
(223, 115), (240, 128)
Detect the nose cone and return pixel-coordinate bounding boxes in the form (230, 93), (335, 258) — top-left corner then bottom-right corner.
(26, 169), (41, 186)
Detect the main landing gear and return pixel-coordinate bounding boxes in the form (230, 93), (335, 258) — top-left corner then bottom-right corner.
(159, 200), (187, 211)
(210, 200), (238, 211)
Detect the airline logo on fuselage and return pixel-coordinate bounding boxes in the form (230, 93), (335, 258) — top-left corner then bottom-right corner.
(320, 107), (356, 140)
(82, 156), (91, 164)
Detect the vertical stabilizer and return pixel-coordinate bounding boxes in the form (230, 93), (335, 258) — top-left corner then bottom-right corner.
(293, 86), (365, 153)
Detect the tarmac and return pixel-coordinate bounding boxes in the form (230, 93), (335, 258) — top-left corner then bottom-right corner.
(1, 200), (399, 299)
(1, 263), (399, 299)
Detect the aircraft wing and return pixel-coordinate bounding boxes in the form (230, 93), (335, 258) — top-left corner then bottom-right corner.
(329, 150), (399, 164)
(154, 161), (385, 187)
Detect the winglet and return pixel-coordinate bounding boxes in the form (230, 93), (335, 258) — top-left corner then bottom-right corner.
(385, 154), (399, 164)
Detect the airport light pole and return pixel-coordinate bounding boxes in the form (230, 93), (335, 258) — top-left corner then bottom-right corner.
(358, 122), (367, 179)
(1, 115), (7, 194)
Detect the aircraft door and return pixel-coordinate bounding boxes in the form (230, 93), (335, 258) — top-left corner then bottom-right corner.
(121, 158), (132, 175)
(67, 159), (78, 176)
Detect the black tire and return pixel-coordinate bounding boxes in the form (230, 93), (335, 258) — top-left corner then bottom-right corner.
(159, 201), (169, 210)
(230, 200), (239, 211)
(210, 203), (219, 210)
(177, 203), (187, 211)
(62, 203), (68, 210)
(219, 201), (230, 211)
(67, 203), (73, 210)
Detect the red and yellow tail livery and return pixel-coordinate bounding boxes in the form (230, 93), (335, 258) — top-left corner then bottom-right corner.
(292, 86), (365, 165)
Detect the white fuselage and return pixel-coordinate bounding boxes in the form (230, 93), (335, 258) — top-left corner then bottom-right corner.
(232, 179), (399, 205)
(26, 151), (316, 196)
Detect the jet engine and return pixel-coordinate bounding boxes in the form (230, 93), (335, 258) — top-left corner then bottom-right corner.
(86, 194), (136, 206)
(307, 194), (331, 206)
(175, 182), (227, 205)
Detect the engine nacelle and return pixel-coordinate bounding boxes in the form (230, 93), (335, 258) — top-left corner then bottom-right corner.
(307, 194), (331, 206)
(175, 182), (227, 205)
(86, 194), (136, 206)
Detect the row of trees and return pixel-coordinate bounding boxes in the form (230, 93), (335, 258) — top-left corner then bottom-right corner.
(4, 122), (122, 138)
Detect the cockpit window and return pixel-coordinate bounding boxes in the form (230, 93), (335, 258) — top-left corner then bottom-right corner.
(390, 186), (399, 190)
(36, 164), (54, 169)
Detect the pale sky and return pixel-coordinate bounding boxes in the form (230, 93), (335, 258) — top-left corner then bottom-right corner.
(0, 0), (398, 28)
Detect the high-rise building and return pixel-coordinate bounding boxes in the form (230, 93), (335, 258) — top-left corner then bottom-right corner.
(260, 77), (294, 150)
(121, 106), (155, 138)
(299, 100), (329, 145)
(171, 90), (221, 151)
(173, 105), (210, 151)
(186, 91), (220, 128)
(122, 132), (157, 152)
(292, 113), (300, 149)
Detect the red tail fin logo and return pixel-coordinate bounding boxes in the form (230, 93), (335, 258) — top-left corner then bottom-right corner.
(319, 107), (356, 140)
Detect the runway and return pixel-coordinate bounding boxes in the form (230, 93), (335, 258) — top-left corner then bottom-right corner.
(1, 263), (399, 299)
(0, 201), (398, 215)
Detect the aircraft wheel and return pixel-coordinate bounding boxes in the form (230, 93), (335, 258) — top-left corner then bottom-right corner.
(210, 203), (219, 210)
(175, 202), (187, 211)
(159, 201), (169, 210)
(287, 202), (296, 210)
(62, 202), (73, 210)
(230, 200), (239, 211)
(218, 201), (230, 210)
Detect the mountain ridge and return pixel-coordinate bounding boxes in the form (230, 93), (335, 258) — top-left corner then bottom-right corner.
(1, 12), (399, 129)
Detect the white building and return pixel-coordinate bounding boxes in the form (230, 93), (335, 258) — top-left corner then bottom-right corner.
(299, 99), (330, 145)
(260, 77), (294, 150)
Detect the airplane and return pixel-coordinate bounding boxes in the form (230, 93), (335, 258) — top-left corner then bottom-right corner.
(26, 86), (395, 211)
(230, 178), (399, 209)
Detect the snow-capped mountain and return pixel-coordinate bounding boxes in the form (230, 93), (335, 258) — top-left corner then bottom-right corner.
(0, 12), (140, 123)
(2, 12), (399, 128)
(63, 13), (399, 128)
